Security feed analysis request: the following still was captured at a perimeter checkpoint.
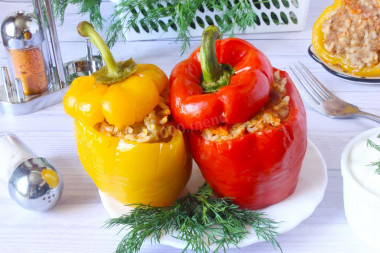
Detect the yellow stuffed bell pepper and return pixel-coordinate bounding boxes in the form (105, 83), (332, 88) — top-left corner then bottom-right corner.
(63, 22), (192, 206)
(312, 0), (380, 76)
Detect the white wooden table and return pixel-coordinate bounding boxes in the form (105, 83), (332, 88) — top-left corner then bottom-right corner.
(0, 1), (379, 252)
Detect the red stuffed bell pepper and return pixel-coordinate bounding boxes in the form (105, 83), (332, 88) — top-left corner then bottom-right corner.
(170, 26), (273, 130)
(170, 26), (307, 210)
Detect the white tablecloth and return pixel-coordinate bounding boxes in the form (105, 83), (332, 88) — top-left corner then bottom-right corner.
(0, 1), (379, 252)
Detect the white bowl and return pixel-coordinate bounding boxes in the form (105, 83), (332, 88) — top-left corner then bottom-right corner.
(341, 127), (380, 250)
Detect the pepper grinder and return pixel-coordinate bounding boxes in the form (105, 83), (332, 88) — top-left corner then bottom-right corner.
(2, 11), (50, 97)
(0, 0), (103, 115)
(1, 0), (66, 102)
(0, 134), (63, 211)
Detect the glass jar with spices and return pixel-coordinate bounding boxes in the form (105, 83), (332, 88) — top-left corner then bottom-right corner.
(1, 11), (50, 96)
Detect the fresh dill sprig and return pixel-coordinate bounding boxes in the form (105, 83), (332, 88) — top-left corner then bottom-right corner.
(53, 0), (104, 29)
(108, 0), (257, 54)
(104, 183), (282, 253)
(367, 134), (380, 175)
(53, 0), (258, 54)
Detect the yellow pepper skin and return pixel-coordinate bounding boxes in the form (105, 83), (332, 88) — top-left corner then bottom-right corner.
(63, 64), (168, 128)
(312, 0), (380, 76)
(64, 22), (192, 207)
(74, 119), (192, 206)
(63, 64), (192, 206)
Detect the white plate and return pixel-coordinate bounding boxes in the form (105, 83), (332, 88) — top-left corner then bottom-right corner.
(99, 139), (327, 250)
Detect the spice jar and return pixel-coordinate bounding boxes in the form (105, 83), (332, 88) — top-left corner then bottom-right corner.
(1, 11), (50, 95)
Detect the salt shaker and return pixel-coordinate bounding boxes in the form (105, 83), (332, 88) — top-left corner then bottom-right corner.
(0, 134), (63, 211)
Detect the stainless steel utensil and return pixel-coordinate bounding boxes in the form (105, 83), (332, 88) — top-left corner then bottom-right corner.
(8, 157), (63, 211)
(0, 0), (104, 115)
(0, 134), (63, 211)
(289, 62), (380, 123)
(33, 0), (66, 88)
(1, 10), (55, 95)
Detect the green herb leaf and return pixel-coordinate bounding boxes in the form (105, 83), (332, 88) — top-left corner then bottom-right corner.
(53, 0), (258, 54)
(104, 183), (282, 253)
(367, 134), (380, 175)
(53, 0), (104, 29)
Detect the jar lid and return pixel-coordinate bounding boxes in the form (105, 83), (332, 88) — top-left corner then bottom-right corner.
(1, 11), (43, 49)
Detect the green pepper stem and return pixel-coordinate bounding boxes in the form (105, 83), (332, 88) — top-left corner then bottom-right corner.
(77, 21), (118, 78)
(200, 26), (234, 93)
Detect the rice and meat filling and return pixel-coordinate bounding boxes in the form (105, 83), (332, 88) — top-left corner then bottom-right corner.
(202, 71), (290, 142)
(94, 71), (289, 143)
(322, 0), (380, 69)
(94, 89), (175, 143)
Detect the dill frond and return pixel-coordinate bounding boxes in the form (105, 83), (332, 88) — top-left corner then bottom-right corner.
(53, 0), (104, 29)
(53, 0), (258, 54)
(105, 183), (282, 253)
(367, 134), (380, 175)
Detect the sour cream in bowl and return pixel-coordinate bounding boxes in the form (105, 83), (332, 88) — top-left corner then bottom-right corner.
(341, 127), (380, 250)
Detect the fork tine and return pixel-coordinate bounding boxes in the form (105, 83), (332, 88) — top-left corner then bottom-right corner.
(289, 62), (380, 122)
(288, 65), (322, 107)
(298, 62), (334, 98)
(289, 64), (324, 103)
(294, 63), (329, 101)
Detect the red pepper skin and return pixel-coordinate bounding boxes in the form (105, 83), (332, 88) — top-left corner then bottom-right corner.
(189, 69), (307, 210)
(170, 38), (273, 130)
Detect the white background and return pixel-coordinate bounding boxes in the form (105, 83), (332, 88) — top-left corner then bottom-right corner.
(0, 0), (380, 252)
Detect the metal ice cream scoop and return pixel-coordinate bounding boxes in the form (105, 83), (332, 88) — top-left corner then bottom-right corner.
(0, 134), (63, 211)
(8, 157), (63, 211)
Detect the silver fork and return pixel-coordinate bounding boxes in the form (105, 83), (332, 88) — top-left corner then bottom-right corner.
(289, 62), (380, 123)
